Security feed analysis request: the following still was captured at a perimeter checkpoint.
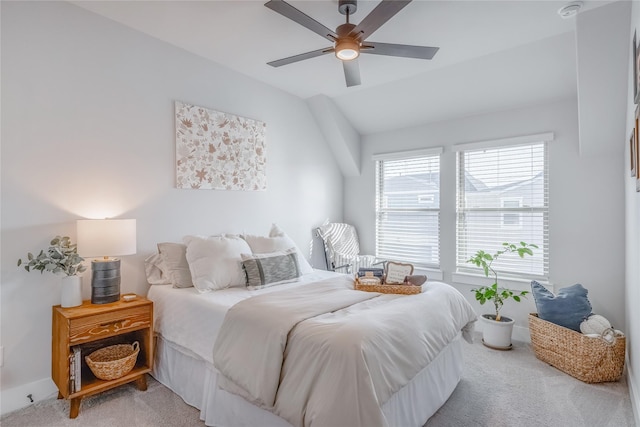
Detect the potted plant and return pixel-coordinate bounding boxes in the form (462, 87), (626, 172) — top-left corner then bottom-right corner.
(467, 241), (537, 350)
(18, 236), (87, 307)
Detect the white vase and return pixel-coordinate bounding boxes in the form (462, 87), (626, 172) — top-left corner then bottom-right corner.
(61, 276), (83, 308)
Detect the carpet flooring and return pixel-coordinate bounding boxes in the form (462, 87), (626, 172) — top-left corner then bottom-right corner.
(2, 333), (635, 427)
(425, 334), (635, 427)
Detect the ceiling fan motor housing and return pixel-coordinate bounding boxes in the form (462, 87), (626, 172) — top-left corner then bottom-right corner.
(338, 0), (358, 16)
(336, 23), (357, 38)
(335, 23), (360, 60)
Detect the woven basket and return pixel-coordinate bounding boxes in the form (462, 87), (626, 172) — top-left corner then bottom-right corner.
(354, 278), (421, 295)
(528, 314), (625, 383)
(85, 341), (139, 381)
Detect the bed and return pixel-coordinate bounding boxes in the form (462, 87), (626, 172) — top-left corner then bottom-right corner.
(147, 234), (476, 427)
(148, 270), (476, 427)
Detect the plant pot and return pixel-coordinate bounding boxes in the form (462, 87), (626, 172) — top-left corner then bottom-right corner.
(480, 314), (514, 350)
(61, 276), (83, 308)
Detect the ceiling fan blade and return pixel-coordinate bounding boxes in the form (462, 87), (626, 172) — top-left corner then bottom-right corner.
(349, 0), (412, 40)
(265, 0), (337, 42)
(267, 47), (334, 67)
(343, 59), (361, 87)
(362, 42), (439, 60)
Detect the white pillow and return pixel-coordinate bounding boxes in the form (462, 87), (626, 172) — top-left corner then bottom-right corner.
(269, 224), (314, 274)
(144, 253), (171, 285)
(183, 235), (252, 292)
(242, 224), (313, 275)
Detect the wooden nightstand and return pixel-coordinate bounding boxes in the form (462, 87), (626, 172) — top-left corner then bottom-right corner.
(52, 296), (153, 418)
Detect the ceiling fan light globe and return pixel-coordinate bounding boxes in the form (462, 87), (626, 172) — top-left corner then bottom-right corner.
(335, 39), (360, 60)
(337, 48), (359, 60)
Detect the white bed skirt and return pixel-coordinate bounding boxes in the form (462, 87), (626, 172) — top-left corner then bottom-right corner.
(152, 334), (464, 427)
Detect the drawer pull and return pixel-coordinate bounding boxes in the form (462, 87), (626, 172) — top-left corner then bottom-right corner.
(100, 321), (123, 328)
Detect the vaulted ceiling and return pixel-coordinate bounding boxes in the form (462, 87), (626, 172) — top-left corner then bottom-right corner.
(73, 0), (613, 134)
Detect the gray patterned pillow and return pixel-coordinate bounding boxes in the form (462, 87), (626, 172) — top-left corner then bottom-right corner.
(241, 249), (301, 289)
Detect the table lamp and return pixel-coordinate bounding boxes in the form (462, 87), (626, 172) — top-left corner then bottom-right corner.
(77, 219), (137, 304)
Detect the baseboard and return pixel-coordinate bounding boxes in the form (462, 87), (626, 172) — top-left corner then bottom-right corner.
(473, 322), (531, 343)
(512, 324), (531, 343)
(0, 377), (58, 416)
(627, 361), (640, 427)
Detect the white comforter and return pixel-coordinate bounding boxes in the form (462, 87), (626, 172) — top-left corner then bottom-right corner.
(147, 270), (340, 364)
(213, 275), (477, 427)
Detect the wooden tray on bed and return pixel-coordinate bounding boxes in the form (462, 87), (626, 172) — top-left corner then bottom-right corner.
(354, 278), (422, 295)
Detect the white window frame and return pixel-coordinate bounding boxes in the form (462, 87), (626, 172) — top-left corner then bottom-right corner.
(373, 147), (443, 269)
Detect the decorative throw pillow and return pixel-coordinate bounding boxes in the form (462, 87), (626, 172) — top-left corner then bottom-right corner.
(144, 253), (171, 285)
(184, 235), (252, 292)
(531, 281), (592, 331)
(241, 224), (313, 274)
(157, 242), (193, 288)
(241, 249), (301, 289)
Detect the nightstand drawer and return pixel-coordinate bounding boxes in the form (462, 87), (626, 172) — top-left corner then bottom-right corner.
(69, 306), (151, 345)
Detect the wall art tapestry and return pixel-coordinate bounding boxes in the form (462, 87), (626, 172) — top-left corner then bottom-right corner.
(175, 101), (266, 190)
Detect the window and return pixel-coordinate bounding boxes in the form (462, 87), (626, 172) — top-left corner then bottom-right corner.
(456, 135), (550, 279)
(374, 148), (442, 268)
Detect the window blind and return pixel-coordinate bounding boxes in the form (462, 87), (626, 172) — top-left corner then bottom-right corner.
(376, 154), (440, 268)
(456, 142), (549, 279)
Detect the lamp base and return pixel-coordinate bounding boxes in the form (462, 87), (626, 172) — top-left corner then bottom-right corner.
(91, 259), (121, 304)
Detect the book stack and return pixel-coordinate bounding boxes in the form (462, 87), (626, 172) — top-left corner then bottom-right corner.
(357, 267), (384, 278)
(69, 346), (81, 394)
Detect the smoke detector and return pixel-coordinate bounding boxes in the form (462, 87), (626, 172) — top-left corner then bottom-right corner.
(558, 1), (583, 19)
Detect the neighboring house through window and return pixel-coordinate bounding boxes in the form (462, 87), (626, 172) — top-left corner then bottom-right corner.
(374, 148), (443, 269)
(501, 198), (523, 228)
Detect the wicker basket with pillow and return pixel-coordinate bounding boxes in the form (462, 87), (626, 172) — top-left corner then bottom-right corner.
(529, 281), (625, 383)
(528, 314), (625, 383)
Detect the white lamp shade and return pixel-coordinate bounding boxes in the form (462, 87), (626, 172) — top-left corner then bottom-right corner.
(77, 219), (137, 257)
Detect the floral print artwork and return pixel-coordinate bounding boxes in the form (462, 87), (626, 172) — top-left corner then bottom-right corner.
(175, 101), (266, 190)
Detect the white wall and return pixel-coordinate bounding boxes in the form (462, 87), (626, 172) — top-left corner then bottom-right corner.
(0, 1), (342, 413)
(345, 99), (625, 339)
(576, 1), (630, 157)
(306, 95), (361, 177)
(625, 3), (640, 425)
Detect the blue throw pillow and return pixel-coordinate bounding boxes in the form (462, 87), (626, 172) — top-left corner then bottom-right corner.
(531, 281), (592, 331)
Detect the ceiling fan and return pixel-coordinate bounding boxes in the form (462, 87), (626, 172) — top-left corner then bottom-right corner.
(264, 0), (439, 87)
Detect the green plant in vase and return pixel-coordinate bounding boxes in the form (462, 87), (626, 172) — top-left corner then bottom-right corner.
(18, 236), (86, 307)
(467, 241), (537, 349)
(18, 236), (86, 276)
